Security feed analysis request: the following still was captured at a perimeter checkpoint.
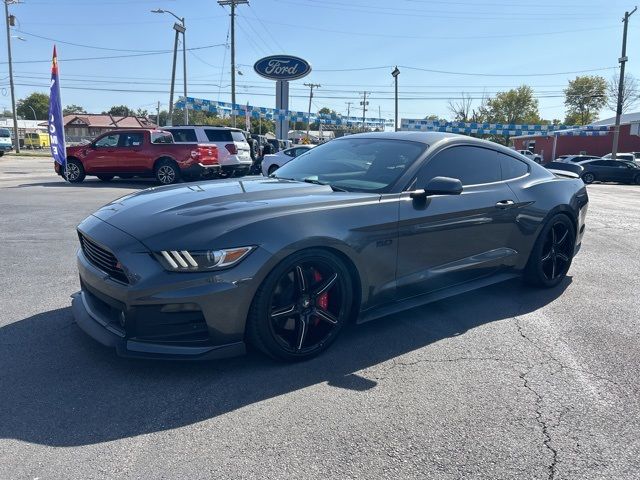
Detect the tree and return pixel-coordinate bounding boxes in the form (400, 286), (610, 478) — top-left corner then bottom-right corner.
(447, 93), (473, 122)
(476, 86), (541, 144)
(103, 105), (134, 116)
(606, 73), (639, 113)
(17, 92), (49, 120)
(563, 75), (607, 125)
(318, 107), (336, 115)
(63, 104), (87, 115)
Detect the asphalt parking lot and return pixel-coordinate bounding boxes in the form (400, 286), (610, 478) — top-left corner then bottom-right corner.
(1, 155), (639, 479)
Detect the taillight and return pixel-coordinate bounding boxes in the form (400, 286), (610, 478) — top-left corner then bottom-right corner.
(225, 143), (237, 155)
(196, 145), (219, 165)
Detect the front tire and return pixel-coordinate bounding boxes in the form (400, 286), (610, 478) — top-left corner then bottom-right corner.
(65, 159), (86, 183)
(582, 172), (595, 184)
(246, 249), (354, 361)
(154, 159), (180, 185)
(524, 214), (576, 288)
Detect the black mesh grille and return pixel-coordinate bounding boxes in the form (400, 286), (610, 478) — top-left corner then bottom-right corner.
(78, 232), (129, 284)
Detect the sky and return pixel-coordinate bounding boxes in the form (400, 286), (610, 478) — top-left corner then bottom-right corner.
(0, 0), (637, 124)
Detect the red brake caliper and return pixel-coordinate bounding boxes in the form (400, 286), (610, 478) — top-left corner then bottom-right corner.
(313, 270), (329, 325)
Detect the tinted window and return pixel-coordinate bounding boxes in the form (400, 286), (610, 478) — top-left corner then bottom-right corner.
(119, 132), (143, 147)
(204, 129), (232, 142)
(95, 134), (119, 147)
(231, 131), (247, 143)
(274, 138), (426, 193)
(0, 128), (10, 138)
(168, 128), (197, 142)
(417, 146), (501, 187)
(499, 153), (528, 180)
(590, 160), (609, 167)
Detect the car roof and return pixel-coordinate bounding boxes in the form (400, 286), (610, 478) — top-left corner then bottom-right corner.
(166, 125), (242, 131)
(341, 131), (522, 157)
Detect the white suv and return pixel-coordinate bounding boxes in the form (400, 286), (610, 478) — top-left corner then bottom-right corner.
(165, 126), (252, 176)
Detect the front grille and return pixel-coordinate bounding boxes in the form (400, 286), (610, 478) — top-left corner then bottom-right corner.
(78, 232), (129, 284)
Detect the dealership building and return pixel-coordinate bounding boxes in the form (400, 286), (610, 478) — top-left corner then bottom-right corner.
(512, 112), (640, 162)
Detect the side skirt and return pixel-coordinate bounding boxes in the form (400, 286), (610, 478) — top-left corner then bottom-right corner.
(357, 272), (521, 324)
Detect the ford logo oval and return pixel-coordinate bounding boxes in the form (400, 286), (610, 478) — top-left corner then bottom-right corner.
(253, 55), (312, 81)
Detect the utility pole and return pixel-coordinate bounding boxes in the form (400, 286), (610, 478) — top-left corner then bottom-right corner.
(182, 17), (188, 125)
(392, 66), (400, 132)
(156, 101), (161, 126)
(360, 91), (369, 131)
(4, 0), (19, 153)
(378, 105), (381, 129)
(345, 101), (352, 119)
(218, 0), (249, 128)
(152, 9), (186, 127)
(304, 82), (320, 140)
(612, 6), (637, 159)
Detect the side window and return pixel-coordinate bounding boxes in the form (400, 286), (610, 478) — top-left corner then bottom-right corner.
(591, 160), (608, 167)
(204, 129), (232, 142)
(119, 132), (143, 147)
(498, 152), (529, 180)
(94, 134), (119, 148)
(168, 129), (197, 142)
(283, 149), (295, 157)
(416, 146), (500, 187)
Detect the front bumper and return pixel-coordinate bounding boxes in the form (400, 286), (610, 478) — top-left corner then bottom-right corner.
(71, 215), (270, 360)
(72, 291), (245, 360)
(0, 144), (13, 152)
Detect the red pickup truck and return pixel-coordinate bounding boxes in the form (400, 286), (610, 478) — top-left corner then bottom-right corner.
(54, 129), (219, 185)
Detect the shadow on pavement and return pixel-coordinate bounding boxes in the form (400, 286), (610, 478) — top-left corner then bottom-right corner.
(0, 277), (570, 447)
(13, 178), (156, 190)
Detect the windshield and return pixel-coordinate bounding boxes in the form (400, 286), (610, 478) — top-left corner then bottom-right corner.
(0, 128), (11, 138)
(272, 138), (427, 193)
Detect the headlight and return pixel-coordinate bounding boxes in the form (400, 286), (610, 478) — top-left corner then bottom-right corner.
(156, 246), (254, 272)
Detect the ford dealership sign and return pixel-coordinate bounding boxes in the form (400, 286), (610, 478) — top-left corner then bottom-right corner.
(254, 55), (311, 81)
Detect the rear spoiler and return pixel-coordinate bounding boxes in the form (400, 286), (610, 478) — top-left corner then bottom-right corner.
(545, 162), (583, 179)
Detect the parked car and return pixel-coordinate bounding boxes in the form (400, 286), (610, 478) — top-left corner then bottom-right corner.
(602, 152), (636, 163)
(261, 145), (315, 176)
(578, 158), (640, 184)
(24, 132), (50, 149)
(516, 149), (542, 163)
(266, 138), (280, 153)
(0, 127), (12, 156)
(250, 134), (269, 157)
(166, 126), (252, 177)
(56, 129), (219, 185)
(71, 132), (588, 361)
(556, 154), (601, 164)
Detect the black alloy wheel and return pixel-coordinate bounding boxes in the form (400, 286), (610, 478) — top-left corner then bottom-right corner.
(582, 172), (595, 184)
(65, 159), (85, 183)
(247, 250), (353, 361)
(524, 214), (575, 288)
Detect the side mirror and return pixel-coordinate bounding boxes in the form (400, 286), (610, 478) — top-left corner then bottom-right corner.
(410, 176), (463, 198)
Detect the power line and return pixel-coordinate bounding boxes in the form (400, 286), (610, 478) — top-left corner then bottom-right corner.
(14, 29), (168, 53)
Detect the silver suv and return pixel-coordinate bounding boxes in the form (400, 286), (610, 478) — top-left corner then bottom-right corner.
(165, 126), (252, 176)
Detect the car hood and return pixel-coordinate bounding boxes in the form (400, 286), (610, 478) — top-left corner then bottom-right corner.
(91, 177), (378, 250)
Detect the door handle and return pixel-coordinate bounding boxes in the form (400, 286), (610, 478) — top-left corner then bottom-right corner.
(495, 200), (515, 209)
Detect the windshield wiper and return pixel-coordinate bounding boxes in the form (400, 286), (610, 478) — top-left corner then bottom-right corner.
(302, 177), (347, 192)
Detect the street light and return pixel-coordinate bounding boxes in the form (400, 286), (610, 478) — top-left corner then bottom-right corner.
(152, 8), (188, 125)
(26, 105), (36, 120)
(4, 0), (20, 152)
(391, 66), (400, 132)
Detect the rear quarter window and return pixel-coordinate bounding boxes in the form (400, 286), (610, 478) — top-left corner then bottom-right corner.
(231, 131), (247, 143)
(498, 153), (529, 180)
(204, 129), (232, 142)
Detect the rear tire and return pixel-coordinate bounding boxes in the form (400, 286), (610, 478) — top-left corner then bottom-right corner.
(65, 159), (86, 183)
(154, 159), (180, 185)
(524, 214), (576, 288)
(246, 249), (354, 361)
(97, 175), (114, 182)
(582, 172), (595, 184)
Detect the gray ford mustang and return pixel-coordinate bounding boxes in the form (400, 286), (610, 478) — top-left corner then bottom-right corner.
(72, 132), (588, 361)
